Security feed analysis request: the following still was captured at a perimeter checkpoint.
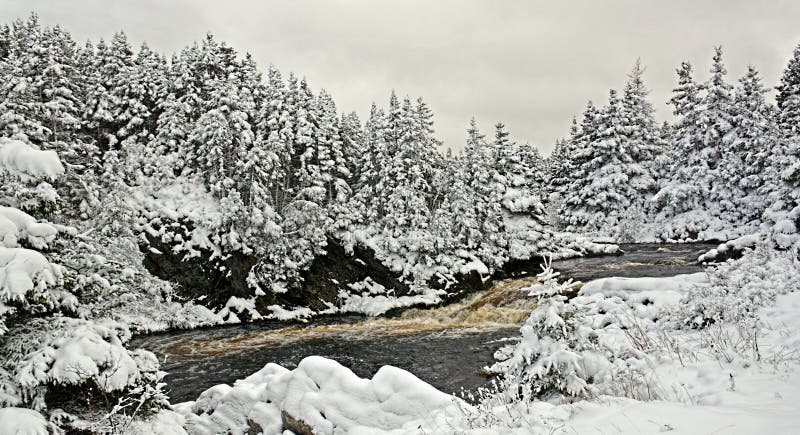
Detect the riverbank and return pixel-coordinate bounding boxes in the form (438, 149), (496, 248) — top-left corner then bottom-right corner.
(132, 242), (717, 403)
(121, 244), (800, 435)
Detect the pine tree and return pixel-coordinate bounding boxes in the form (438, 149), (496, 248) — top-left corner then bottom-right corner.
(452, 119), (507, 267)
(727, 66), (780, 223)
(702, 47), (739, 225)
(619, 60), (659, 201)
(560, 74), (657, 239)
(0, 16), (48, 143)
(651, 61), (705, 220)
(83, 32), (137, 152)
(188, 77), (255, 198)
(351, 103), (386, 224)
(765, 42), (800, 251)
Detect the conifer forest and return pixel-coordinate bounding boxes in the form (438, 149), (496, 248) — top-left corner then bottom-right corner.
(1, 6), (800, 434)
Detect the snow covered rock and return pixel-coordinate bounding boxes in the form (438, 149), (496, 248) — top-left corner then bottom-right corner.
(176, 356), (456, 435)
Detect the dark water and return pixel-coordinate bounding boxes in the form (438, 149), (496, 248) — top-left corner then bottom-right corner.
(553, 242), (718, 282)
(137, 326), (517, 403)
(131, 242), (716, 403)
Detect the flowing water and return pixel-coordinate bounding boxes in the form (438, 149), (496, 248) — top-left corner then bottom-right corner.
(132, 243), (717, 403)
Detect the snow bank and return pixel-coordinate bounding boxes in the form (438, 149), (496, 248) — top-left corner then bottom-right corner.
(0, 138), (64, 181)
(580, 272), (709, 296)
(698, 233), (761, 262)
(0, 407), (50, 435)
(175, 356), (456, 435)
(548, 232), (621, 259)
(580, 272), (709, 316)
(335, 277), (443, 316)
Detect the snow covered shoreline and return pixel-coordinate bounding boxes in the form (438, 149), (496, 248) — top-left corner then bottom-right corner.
(121, 247), (800, 434)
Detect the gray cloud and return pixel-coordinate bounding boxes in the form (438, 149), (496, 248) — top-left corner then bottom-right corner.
(2, 0), (799, 154)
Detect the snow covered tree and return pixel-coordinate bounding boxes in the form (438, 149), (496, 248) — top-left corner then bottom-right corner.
(726, 66), (780, 223)
(651, 48), (747, 240)
(560, 63), (658, 239)
(619, 59), (660, 195)
(765, 42), (800, 251)
(83, 32), (136, 152)
(701, 47), (739, 224)
(650, 61), (705, 224)
(0, 17), (49, 144)
(188, 77), (255, 199)
(452, 119), (507, 267)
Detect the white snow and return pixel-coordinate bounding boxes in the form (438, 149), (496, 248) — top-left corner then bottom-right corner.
(0, 138), (65, 181)
(579, 272), (709, 315)
(143, 248), (800, 434)
(0, 206), (60, 249)
(699, 233), (761, 262)
(173, 355), (455, 435)
(0, 407), (50, 435)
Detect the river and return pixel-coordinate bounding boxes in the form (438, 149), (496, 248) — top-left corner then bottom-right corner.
(131, 243), (716, 403)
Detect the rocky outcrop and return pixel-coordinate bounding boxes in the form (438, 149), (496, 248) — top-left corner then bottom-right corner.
(141, 223), (258, 309)
(281, 410), (315, 435)
(140, 225), (420, 316)
(141, 220), (579, 320)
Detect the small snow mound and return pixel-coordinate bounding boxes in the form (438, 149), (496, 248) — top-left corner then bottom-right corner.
(0, 407), (49, 435)
(0, 138), (65, 181)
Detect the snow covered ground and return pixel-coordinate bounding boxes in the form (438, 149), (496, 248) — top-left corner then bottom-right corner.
(120, 247), (800, 434)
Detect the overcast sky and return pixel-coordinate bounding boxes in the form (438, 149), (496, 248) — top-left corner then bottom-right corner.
(2, 1), (799, 154)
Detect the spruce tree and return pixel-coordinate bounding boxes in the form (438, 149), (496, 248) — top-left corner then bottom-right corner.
(727, 66), (780, 224)
(765, 42), (800, 250)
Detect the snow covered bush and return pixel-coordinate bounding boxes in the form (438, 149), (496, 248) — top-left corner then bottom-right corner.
(0, 138), (65, 216)
(487, 261), (659, 402)
(0, 317), (169, 433)
(0, 206), (75, 335)
(673, 246), (799, 328)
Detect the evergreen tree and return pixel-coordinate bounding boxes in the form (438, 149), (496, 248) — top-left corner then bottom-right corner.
(650, 61), (705, 219)
(702, 47), (738, 224)
(560, 70), (658, 239)
(83, 32), (136, 152)
(619, 59), (660, 198)
(727, 66), (780, 223)
(0, 16), (48, 143)
(765, 42), (800, 251)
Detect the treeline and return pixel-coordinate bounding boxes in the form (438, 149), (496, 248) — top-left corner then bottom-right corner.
(4, 13), (800, 297)
(0, 15), (553, 296)
(548, 47), (800, 243)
